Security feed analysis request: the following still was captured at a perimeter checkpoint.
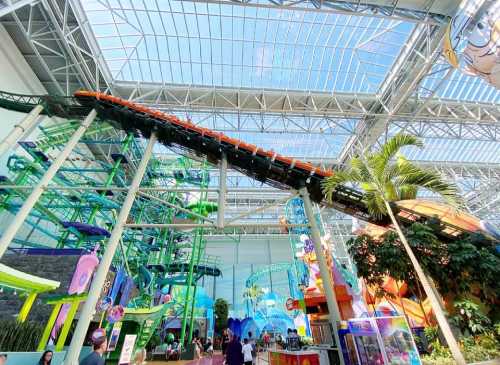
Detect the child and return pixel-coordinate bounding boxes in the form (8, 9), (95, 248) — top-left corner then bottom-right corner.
(204, 338), (214, 358)
(242, 338), (253, 365)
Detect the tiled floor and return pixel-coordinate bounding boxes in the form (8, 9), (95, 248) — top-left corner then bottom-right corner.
(149, 352), (271, 365)
(150, 354), (224, 365)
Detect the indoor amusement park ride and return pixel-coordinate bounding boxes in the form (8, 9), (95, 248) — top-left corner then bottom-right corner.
(2, 89), (498, 240)
(0, 89), (498, 360)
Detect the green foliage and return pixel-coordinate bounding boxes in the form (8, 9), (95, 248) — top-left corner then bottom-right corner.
(424, 326), (440, 344)
(322, 134), (461, 219)
(494, 322), (500, 337)
(451, 299), (491, 336)
(422, 332), (500, 364)
(347, 222), (500, 304)
(0, 319), (45, 351)
(214, 298), (229, 334)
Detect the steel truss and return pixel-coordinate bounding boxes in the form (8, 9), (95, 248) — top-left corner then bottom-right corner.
(1, 1), (499, 226)
(1, 0), (109, 95)
(339, 16), (449, 161)
(178, 0), (447, 24)
(116, 82), (500, 124)
(2, 0), (499, 144)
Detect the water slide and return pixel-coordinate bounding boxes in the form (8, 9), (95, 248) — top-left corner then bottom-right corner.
(0, 89), (495, 241)
(382, 297), (432, 327)
(3, 89), (496, 329)
(363, 277), (433, 327)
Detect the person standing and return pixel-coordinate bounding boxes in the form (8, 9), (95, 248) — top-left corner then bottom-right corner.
(263, 332), (270, 349)
(242, 339), (253, 365)
(226, 335), (243, 365)
(247, 331), (256, 364)
(222, 329), (230, 357)
(132, 348), (147, 365)
(79, 335), (107, 365)
(193, 337), (202, 359)
(204, 337), (214, 358)
(0, 354), (7, 365)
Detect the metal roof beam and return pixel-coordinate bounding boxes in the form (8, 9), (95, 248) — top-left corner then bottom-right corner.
(179, 0), (447, 24)
(112, 81), (500, 123)
(338, 20), (449, 161)
(0, 0), (37, 19)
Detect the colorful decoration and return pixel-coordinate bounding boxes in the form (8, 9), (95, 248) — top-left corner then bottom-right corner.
(166, 332), (175, 344)
(52, 253), (99, 338)
(107, 305), (125, 323)
(443, 0), (500, 89)
(97, 296), (113, 312)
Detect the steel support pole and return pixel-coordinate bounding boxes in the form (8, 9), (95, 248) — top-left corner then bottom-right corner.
(0, 104), (44, 158)
(217, 155), (227, 228)
(64, 133), (157, 365)
(299, 187), (345, 365)
(0, 109), (96, 260)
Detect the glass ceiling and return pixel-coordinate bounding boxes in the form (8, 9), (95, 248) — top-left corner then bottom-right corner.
(401, 138), (500, 164)
(420, 60), (500, 104)
(83, 0), (414, 93)
(81, 0), (500, 169)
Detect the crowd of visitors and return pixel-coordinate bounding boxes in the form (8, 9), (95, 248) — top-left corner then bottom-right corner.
(222, 330), (265, 365)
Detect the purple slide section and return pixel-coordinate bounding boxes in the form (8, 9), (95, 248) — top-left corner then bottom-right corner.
(51, 253), (99, 339)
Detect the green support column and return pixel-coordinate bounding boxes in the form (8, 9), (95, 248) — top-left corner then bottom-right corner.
(37, 303), (63, 351)
(179, 229), (200, 347)
(59, 133), (134, 249)
(55, 300), (79, 351)
(181, 163), (209, 345)
(0, 110), (96, 260)
(18, 292), (37, 322)
(187, 236), (205, 342)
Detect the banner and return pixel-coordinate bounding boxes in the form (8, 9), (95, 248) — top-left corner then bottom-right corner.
(119, 334), (137, 365)
(107, 322), (122, 352)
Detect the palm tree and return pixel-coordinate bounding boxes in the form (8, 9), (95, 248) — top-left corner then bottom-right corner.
(322, 134), (466, 365)
(243, 284), (264, 316)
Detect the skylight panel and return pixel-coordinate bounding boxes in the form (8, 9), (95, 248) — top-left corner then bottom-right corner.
(420, 61), (500, 103)
(401, 138), (500, 164)
(82, 0), (415, 94)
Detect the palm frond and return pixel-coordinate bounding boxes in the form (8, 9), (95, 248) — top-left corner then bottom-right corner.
(398, 185), (418, 200)
(322, 169), (362, 203)
(383, 181), (399, 201)
(350, 156), (371, 182)
(375, 134), (423, 169)
(394, 163), (462, 208)
(364, 190), (387, 219)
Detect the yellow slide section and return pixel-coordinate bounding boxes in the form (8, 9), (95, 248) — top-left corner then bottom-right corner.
(379, 297), (433, 327)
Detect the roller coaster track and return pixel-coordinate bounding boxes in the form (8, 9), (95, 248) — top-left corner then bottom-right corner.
(0, 90), (491, 240)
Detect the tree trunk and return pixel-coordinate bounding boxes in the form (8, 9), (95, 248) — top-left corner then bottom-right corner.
(384, 200), (466, 365)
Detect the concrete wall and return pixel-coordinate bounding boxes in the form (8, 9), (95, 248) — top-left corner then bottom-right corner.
(203, 235), (293, 316)
(0, 24), (59, 246)
(0, 23), (46, 171)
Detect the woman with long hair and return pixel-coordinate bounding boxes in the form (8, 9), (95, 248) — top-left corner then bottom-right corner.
(38, 350), (53, 365)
